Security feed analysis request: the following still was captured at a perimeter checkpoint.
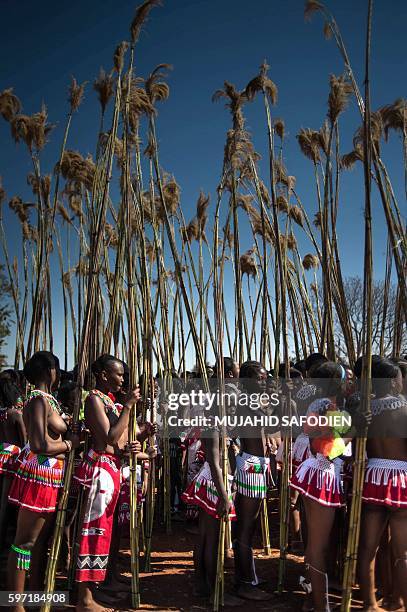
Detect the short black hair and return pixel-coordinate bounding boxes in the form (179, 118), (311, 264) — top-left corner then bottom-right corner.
(371, 357), (401, 397)
(57, 381), (80, 406)
(91, 354), (122, 377)
(353, 354), (381, 379)
(0, 377), (21, 407)
(239, 360), (265, 379)
(23, 351), (60, 386)
(312, 361), (344, 398)
(305, 353), (328, 374)
(294, 360), (306, 376)
(213, 357), (238, 377)
(390, 358), (407, 379)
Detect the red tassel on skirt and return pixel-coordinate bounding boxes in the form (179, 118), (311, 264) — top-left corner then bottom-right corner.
(290, 454), (345, 507)
(362, 458), (407, 508)
(74, 449), (121, 582)
(182, 462), (236, 520)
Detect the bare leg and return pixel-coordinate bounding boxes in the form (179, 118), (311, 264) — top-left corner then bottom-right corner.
(7, 508), (47, 612)
(201, 511), (221, 591)
(29, 513), (55, 590)
(376, 526), (392, 606)
(389, 507), (407, 610)
(234, 494), (262, 584)
(76, 583), (105, 612)
(358, 503), (388, 611)
(290, 488), (303, 552)
(234, 494), (271, 600)
(303, 497), (336, 612)
(0, 476), (13, 549)
(194, 508), (209, 595)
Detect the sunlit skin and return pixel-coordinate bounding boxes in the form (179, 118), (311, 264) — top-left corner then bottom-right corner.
(233, 366), (272, 601)
(7, 364), (80, 612)
(359, 369), (407, 612)
(192, 395), (243, 606)
(76, 359), (142, 612)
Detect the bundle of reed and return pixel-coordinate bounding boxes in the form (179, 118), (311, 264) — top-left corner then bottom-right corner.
(41, 61), (123, 612)
(305, 0), (406, 312)
(212, 171), (228, 611)
(245, 62), (293, 586)
(341, 2), (374, 609)
(0, 184), (27, 365)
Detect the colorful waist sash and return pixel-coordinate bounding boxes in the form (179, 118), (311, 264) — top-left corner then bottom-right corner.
(235, 452), (270, 499)
(182, 461), (236, 519)
(0, 442), (21, 475)
(8, 446), (64, 513)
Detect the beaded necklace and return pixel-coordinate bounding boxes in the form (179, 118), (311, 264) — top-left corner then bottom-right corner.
(371, 395), (407, 416)
(26, 390), (61, 415)
(90, 389), (121, 419)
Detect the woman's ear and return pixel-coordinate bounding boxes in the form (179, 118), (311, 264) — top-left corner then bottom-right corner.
(101, 369), (108, 382)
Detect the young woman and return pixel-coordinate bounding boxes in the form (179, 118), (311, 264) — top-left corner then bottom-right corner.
(182, 382), (241, 606)
(290, 361), (351, 612)
(0, 372), (26, 549)
(74, 354), (140, 612)
(358, 357), (407, 612)
(7, 351), (80, 609)
(233, 360), (272, 601)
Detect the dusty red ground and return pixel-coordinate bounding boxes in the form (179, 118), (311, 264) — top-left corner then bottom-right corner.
(0, 502), (369, 611)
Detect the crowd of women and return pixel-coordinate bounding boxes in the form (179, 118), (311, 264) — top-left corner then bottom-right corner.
(0, 350), (406, 612)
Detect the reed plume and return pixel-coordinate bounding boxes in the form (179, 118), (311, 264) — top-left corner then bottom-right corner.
(0, 88), (22, 121)
(113, 41), (129, 73)
(130, 0), (162, 44)
(68, 77), (87, 113)
(93, 68), (115, 115)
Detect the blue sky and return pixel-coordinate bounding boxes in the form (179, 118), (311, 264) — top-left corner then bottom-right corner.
(0, 0), (405, 366)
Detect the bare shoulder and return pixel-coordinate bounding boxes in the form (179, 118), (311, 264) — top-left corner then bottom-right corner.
(26, 395), (48, 414)
(84, 392), (108, 422)
(371, 399), (407, 438)
(384, 401), (407, 437)
(85, 391), (104, 410)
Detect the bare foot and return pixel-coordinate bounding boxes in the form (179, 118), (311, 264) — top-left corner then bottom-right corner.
(75, 600), (107, 612)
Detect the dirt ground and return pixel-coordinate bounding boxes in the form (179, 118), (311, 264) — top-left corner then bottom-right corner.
(0, 500), (369, 612)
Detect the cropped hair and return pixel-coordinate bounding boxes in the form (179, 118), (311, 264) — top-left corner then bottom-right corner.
(23, 351), (60, 386)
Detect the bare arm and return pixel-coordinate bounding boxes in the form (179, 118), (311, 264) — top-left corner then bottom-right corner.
(85, 389), (140, 447)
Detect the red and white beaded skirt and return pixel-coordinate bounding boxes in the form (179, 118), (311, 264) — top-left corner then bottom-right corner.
(290, 454), (345, 507)
(362, 458), (407, 508)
